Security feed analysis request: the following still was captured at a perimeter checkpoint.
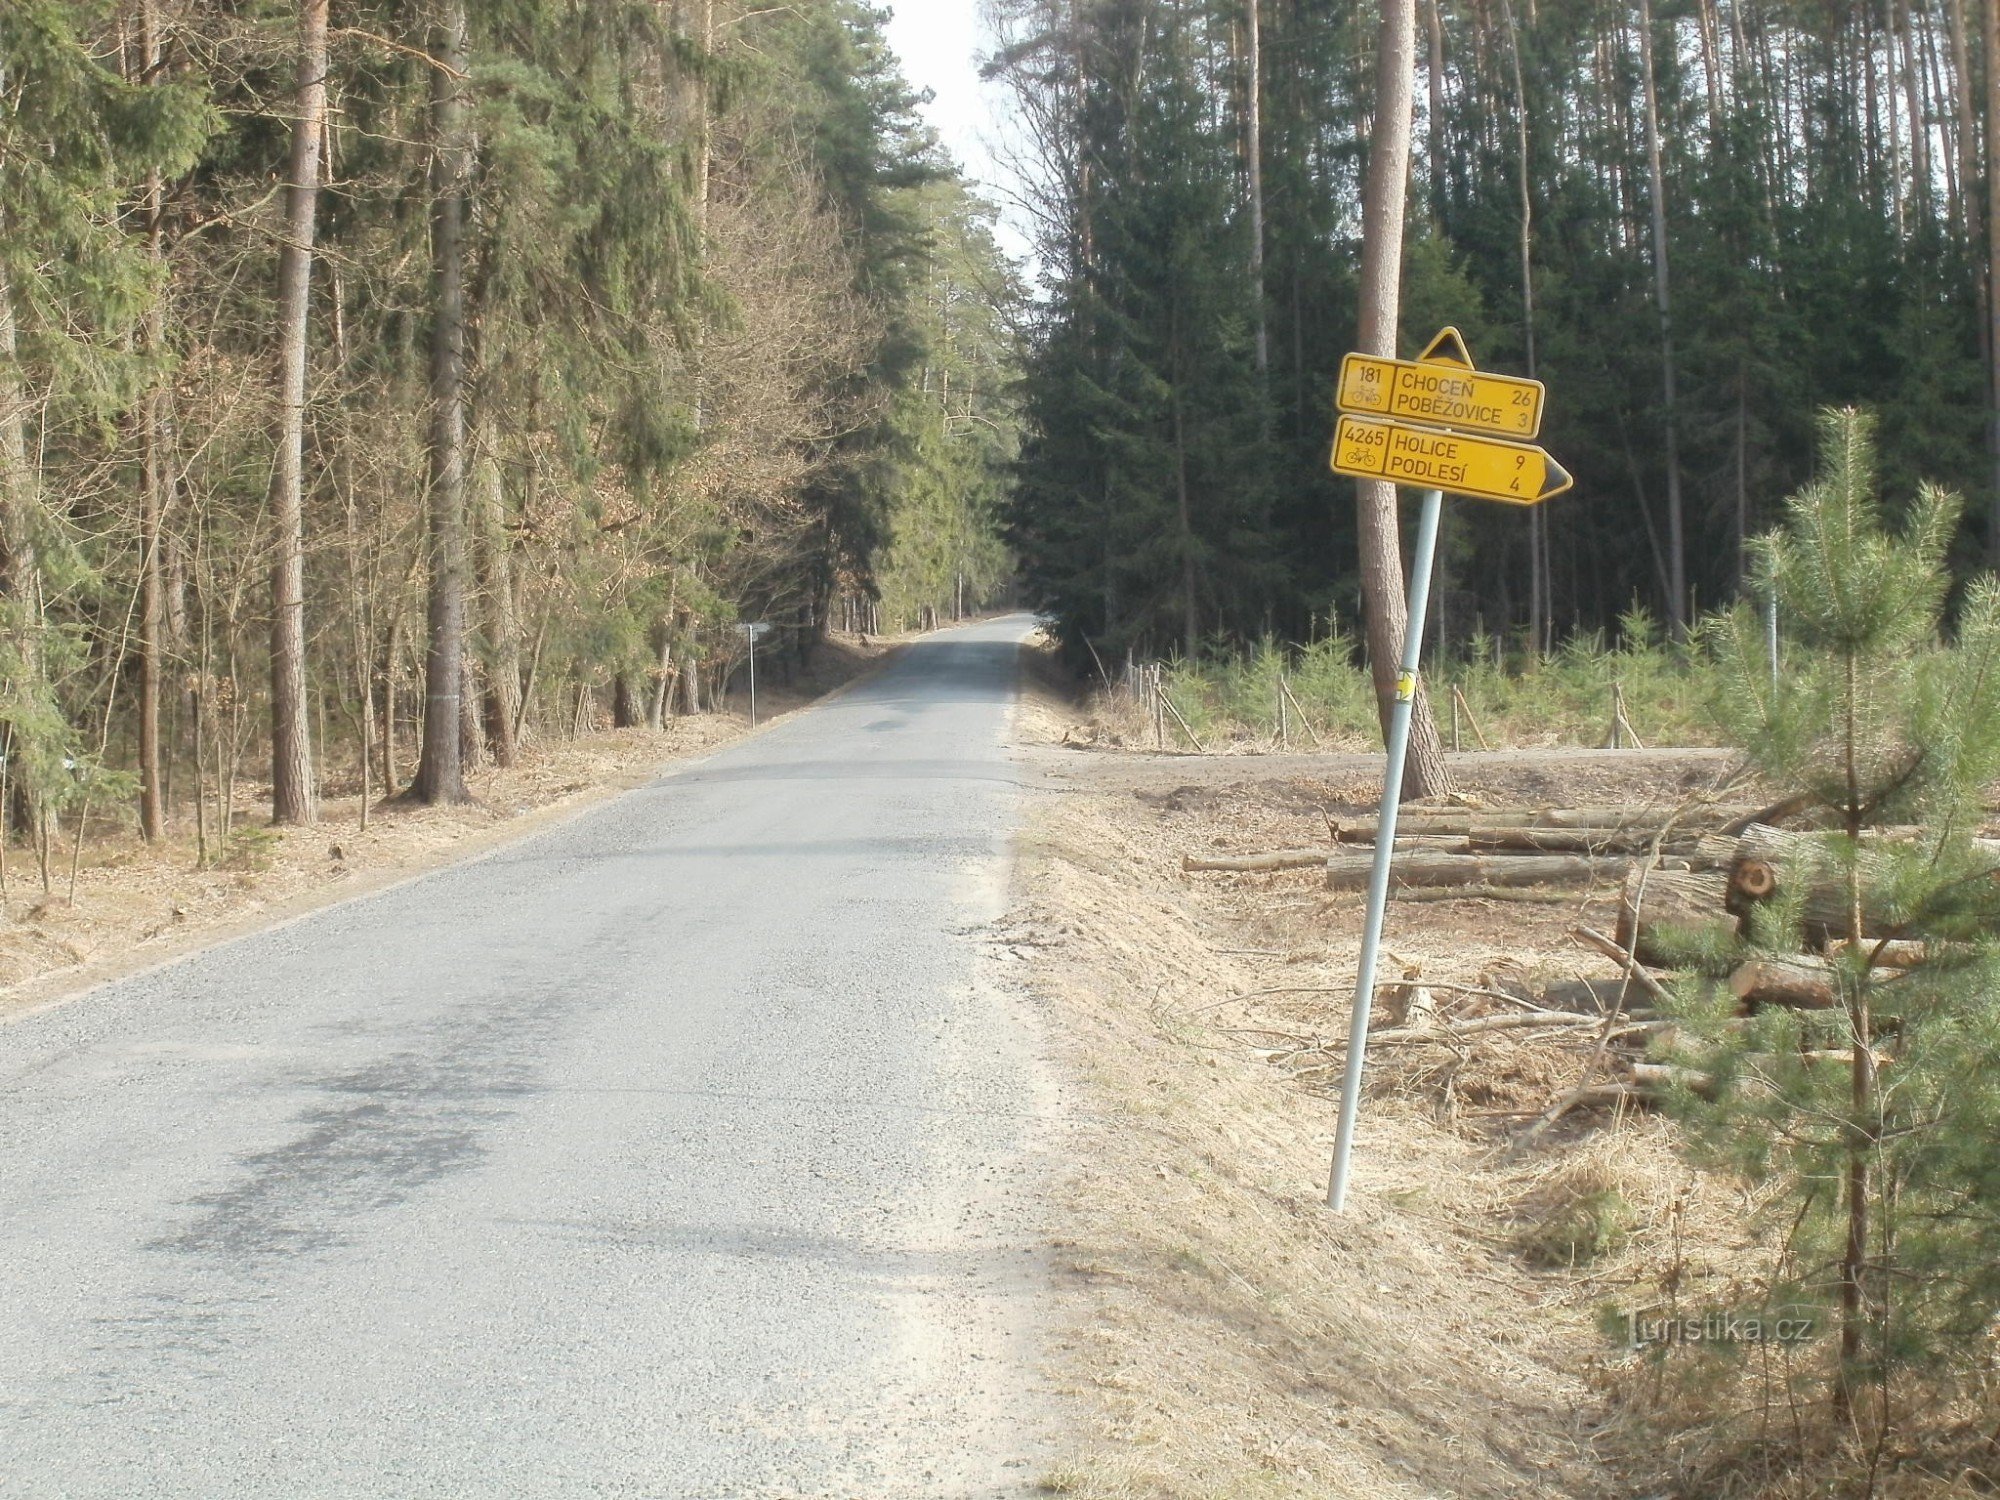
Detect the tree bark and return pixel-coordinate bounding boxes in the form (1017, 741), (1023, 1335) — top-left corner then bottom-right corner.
(649, 633), (675, 729)
(0, 279), (42, 804)
(470, 417), (519, 767)
(1946, 0), (1980, 247)
(413, 0), (473, 806)
(1352, 0), (1453, 800)
(612, 673), (642, 728)
(267, 0), (329, 826)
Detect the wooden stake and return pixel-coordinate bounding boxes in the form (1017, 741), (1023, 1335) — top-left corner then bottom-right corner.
(1452, 683), (1492, 750)
(1280, 678), (1325, 748)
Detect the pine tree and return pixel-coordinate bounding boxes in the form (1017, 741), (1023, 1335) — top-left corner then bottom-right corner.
(1676, 408), (2000, 1425)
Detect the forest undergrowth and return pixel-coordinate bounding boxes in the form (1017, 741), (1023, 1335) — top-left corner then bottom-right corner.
(1084, 611), (1723, 754)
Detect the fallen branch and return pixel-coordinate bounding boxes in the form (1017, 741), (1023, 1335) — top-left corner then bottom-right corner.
(1451, 683), (1492, 750)
(1183, 848), (1331, 873)
(1392, 885), (1592, 905)
(1340, 1010), (1602, 1048)
(1155, 685), (1207, 753)
(1572, 924), (1673, 1007)
(1279, 677), (1326, 749)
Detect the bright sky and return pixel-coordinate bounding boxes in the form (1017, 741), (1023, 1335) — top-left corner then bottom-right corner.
(879, 1), (1033, 261)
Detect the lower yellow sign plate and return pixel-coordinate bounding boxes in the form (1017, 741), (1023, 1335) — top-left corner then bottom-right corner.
(1332, 415), (1572, 506)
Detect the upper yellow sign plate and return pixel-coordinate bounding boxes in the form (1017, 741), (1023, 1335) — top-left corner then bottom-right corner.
(1332, 415), (1573, 506)
(1338, 329), (1546, 440)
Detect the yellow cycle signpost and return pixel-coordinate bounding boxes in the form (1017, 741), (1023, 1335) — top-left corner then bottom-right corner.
(1326, 328), (1573, 1213)
(1332, 415), (1572, 506)
(1336, 328), (1546, 440)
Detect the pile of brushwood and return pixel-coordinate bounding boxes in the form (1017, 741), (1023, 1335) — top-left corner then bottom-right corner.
(1184, 798), (1988, 1124)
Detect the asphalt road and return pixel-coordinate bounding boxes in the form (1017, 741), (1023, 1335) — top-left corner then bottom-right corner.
(0, 615), (1061, 1499)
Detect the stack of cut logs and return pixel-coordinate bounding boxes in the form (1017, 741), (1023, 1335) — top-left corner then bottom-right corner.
(1181, 802), (1755, 894)
(1186, 802), (2000, 1115)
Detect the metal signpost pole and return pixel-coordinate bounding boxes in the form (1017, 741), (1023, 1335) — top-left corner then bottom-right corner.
(746, 624), (757, 727)
(1326, 487), (1444, 1212)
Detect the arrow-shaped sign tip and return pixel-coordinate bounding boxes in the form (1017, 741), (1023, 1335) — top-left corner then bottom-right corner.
(1418, 326), (1474, 369)
(1542, 456), (1575, 500)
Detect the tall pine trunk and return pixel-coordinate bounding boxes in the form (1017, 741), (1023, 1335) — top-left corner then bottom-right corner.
(1499, 0), (1545, 656)
(1353, 0), (1453, 800)
(1246, 0), (1268, 375)
(1897, 0), (1930, 224)
(413, 1), (472, 806)
(1638, 0), (1687, 636)
(267, 0), (328, 825)
(1986, 0), (2000, 563)
(137, 0), (169, 843)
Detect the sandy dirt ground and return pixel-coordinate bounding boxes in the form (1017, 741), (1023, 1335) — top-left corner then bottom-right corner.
(0, 632), (900, 1021)
(1004, 658), (1770, 1498)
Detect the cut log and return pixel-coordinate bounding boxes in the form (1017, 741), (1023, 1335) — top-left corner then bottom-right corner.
(1726, 824), (1839, 913)
(1185, 834), (1466, 871)
(1828, 937), (1928, 968)
(1730, 956), (1841, 1009)
(1327, 803), (1759, 843)
(1628, 1060), (1719, 1098)
(1614, 866), (1738, 967)
(1729, 955), (1899, 1011)
(1465, 827), (1701, 855)
(1723, 823), (2000, 938)
(1325, 852), (1639, 892)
